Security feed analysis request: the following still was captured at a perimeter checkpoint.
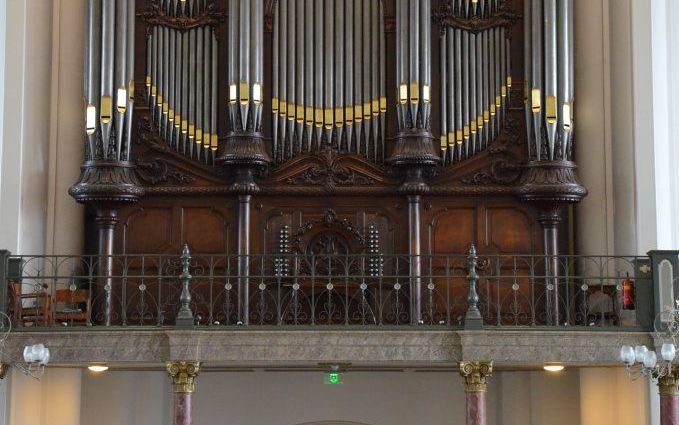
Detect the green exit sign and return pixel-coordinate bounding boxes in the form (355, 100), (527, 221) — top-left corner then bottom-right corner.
(324, 371), (344, 385)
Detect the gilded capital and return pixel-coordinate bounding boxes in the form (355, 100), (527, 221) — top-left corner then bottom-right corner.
(459, 361), (493, 393)
(0, 362), (8, 380)
(658, 369), (679, 396)
(166, 361), (201, 394)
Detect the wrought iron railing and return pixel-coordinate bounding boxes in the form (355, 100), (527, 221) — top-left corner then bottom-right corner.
(0, 247), (655, 330)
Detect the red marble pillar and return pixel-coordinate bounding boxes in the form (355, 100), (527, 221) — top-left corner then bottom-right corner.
(459, 361), (493, 425)
(659, 373), (679, 425)
(167, 362), (201, 425)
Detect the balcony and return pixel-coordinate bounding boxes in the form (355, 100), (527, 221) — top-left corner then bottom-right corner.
(0, 247), (673, 368)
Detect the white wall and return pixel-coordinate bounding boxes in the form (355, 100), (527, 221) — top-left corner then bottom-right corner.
(575, 0), (679, 255)
(0, 0), (84, 255)
(7, 368), (82, 425)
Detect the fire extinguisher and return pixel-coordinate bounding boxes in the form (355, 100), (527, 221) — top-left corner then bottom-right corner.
(622, 272), (635, 310)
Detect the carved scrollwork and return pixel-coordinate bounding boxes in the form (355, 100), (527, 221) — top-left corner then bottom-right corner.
(139, 1), (225, 34)
(461, 160), (522, 186)
(433, 1), (518, 34)
(292, 209), (366, 254)
(286, 148), (376, 190)
(136, 158), (196, 186)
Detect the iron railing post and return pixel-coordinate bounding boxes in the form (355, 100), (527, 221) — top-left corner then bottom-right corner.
(0, 250), (10, 321)
(176, 244), (195, 327)
(464, 245), (483, 330)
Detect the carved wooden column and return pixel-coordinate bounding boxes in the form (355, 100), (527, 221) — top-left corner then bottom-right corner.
(217, 0), (270, 325)
(167, 361), (201, 425)
(659, 370), (679, 425)
(389, 0), (440, 325)
(459, 361), (493, 425)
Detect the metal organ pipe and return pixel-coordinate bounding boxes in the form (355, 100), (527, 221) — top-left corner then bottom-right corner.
(272, 0), (387, 163)
(345, 0), (354, 152)
(85, 0), (101, 157)
(84, 0), (137, 162)
(438, 0), (512, 165)
(525, 0), (575, 161)
(336, 0), (345, 149)
(354, 0), (363, 152)
(304, 0), (314, 151)
(296, 0), (305, 151)
(143, 0), (220, 164)
(272, 0), (280, 160)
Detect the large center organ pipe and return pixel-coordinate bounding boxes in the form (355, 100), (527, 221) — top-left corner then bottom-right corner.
(438, 0), (512, 165)
(145, 0), (219, 164)
(525, 0), (575, 161)
(271, 0), (387, 164)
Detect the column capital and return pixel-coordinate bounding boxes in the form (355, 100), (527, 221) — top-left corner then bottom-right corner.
(0, 362), (8, 379)
(459, 361), (493, 393)
(167, 361), (201, 394)
(659, 369), (679, 396)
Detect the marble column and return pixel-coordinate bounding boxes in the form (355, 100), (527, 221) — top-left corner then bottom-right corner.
(459, 361), (493, 425)
(167, 361), (201, 425)
(658, 370), (679, 425)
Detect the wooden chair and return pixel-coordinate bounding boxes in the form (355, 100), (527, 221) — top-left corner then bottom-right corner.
(52, 288), (91, 326)
(11, 282), (51, 327)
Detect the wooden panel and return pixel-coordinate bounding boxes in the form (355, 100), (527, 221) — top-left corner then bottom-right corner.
(121, 207), (174, 254)
(181, 207), (231, 254)
(424, 199), (540, 256)
(116, 198), (235, 255)
(426, 207), (477, 254)
(484, 206), (534, 254)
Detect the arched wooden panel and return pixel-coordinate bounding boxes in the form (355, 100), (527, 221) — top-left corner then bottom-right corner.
(484, 206), (534, 254)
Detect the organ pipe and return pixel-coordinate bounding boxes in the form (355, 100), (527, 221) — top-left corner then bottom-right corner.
(272, 0), (387, 164)
(144, 0), (220, 164)
(525, 0), (575, 161)
(84, 0), (135, 162)
(396, 0), (431, 134)
(439, 0), (512, 165)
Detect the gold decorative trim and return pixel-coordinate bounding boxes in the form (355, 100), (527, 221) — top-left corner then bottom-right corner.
(659, 369), (679, 396)
(459, 361), (493, 393)
(167, 361), (201, 394)
(0, 362), (8, 380)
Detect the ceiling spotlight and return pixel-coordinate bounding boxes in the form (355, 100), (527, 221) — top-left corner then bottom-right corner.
(543, 364), (565, 373)
(88, 363), (109, 373)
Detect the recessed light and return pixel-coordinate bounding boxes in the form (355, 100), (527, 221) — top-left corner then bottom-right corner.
(543, 364), (565, 372)
(88, 363), (109, 373)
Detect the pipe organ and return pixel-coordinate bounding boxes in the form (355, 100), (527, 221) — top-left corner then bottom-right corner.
(145, 0), (219, 164)
(438, 0), (512, 165)
(72, 0), (586, 326)
(271, 0), (387, 164)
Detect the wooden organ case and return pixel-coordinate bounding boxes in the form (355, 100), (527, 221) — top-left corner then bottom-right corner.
(72, 0), (585, 324)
